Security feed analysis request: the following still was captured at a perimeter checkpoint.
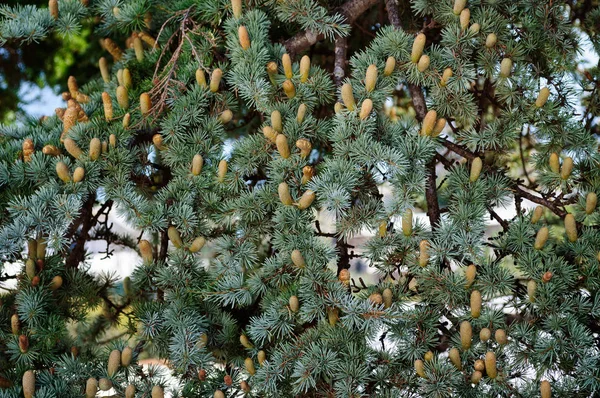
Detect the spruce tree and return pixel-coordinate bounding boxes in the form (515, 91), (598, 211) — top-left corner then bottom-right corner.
(1, 0), (600, 397)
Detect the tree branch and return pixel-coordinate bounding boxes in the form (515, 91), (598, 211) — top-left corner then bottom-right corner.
(333, 36), (348, 86)
(284, 0), (380, 55)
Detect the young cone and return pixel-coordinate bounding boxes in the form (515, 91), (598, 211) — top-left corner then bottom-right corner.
(421, 110), (436, 135)
(196, 69), (206, 87)
(480, 328), (491, 342)
(168, 226), (183, 248)
(359, 99), (373, 120)
(465, 264), (476, 287)
(402, 208), (413, 236)
(549, 152), (560, 173)
(276, 134), (291, 159)
(107, 349), (121, 376)
(586, 192), (597, 214)
(121, 346), (133, 366)
(56, 161), (71, 182)
(471, 371), (482, 384)
(459, 9), (470, 30)
(152, 386), (164, 398)
(123, 68), (132, 88)
(365, 64), (378, 92)
(42, 145), (61, 156)
(296, 139), (312, 158)
(23, 370), (35, 398)
(139, 240), (153, 262)
(384, 56), (396, 76)
(419, 240), (430, 267)
(117, 86), (129, 109)
(232, 0), (242, 18)
(64, 138), (83, 159)
(289, 295), (299, 312)
(99, 378), (112, 391)
(271, 110), (282, 133)
(282, 53), (293, 79)
(470, 290), (482, 318)
(485, 352), (497, 378)
(534, 226), (549, 248)
(540, 381), (551, 398)
(238, 26), (250, 49)
(282, 80), (296, 98)
(527, 280), (536, 302)
(531, 206), (544, 223)
(133, 37), (144, 61)
(140, 93), (151, 114)
(485, 33), (497, 48)
(245, 357), (256, 375)
(102, 92), (113, 120)
(431, 118), (446, 136)
(560, 157), (573, 180)
(414, 359), (426, 378)
(210, 69), (222, 92)
(263, 126), (277, 142)
(449, 347), (462, 369)
(453, 0), (466, 15)
(89, 138), (101, 161)
(411, 33), (426, 63)
(500, 58), (512, 78)
(192, 154), (203, 176)
(341, 83), (356, 111)
(291, 249), (305, 267)
(460, 321), (472, 350)
(417, 55), (430, 72)
(297, 103), (307, 123)
(11, 314), (20, 334)
(564, 213), (577, 242)
(219, 109), (233, 124)
(495, 329), (508, 345)
(297, 190), (315, 210)
(85, 378), (98, 398)
(218, 159), (228, 182)
(470, 157), (483, 182)
(189, 237), (206, 253)
(382, 288), (393, 308)
(300, 55), (310, 82)
(257, 350), (266, 365)
(536, 87), (550, 107)
(126, 385), (136, 398)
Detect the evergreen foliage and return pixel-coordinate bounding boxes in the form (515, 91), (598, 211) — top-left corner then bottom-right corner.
(0, 0), (600, 396)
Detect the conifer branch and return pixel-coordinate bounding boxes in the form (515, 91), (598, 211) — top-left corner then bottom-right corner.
(283, 0), (380, 54)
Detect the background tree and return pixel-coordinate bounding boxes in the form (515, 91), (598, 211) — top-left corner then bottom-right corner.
(0, 0), (600, 397)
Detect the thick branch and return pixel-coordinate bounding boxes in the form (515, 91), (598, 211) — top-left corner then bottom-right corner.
(512, 185), (567, 218)
(408, 84), (427, 121)
(333, 36), (348, 86)
(284, 0), (380, 54)
(65, 194), (97, 268)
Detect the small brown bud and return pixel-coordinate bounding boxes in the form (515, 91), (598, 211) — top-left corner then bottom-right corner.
(19, 334), (29, 353)
(198, 369), (207, 381)
(542, 271), (553, 283)
(224, 374), (233, 386)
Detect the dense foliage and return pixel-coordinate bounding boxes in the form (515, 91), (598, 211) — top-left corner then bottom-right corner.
(1, 0), (600, 397)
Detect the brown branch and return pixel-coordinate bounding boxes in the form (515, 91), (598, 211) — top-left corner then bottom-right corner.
(408, 84), (427, 121)
(333, 36), (348, 86)
(438, 137), (477, 160)
(65, 194), (97, 268)
(487, 206), (509, 231)
(284, 0), (380, 55)
(425, 158), (441, 228)
(384, 0), (401, 28)
(512, 185), (567, 218)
